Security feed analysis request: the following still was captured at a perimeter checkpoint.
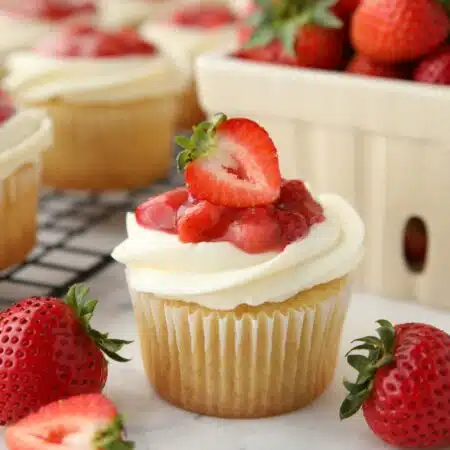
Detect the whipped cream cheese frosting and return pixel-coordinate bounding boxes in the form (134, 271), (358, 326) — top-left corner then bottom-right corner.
(0, 109), (52, 180)
(4, 52), (188, 104)
(112, 194), (365, 310)
(99, 0), (157, 28)
(0, 13), (93, 65)
(140, 22), (238, 73)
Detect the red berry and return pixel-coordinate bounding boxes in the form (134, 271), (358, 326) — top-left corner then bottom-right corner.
(414, 45), (450, 85)
(346, 54), (407, 78)
(177, 201), (226, 242)
(0, 286), (130, 425)
(341, 320), (450, 448)
(5, 394), (133, 449)
(179, 114), (282, 208)
(276, 210), (308, 246)
(172, 3), (236, 28)
(225, 206), (281, 253)
(136, 188), (189, 232)
(351, 0), (450, 63)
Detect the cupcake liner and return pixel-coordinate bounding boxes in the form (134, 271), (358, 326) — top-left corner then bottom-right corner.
(177, 81), (206, 130)
(40, 95), (178, 191)
(130, 276), (351, 418)
(0, 163), (39, 269)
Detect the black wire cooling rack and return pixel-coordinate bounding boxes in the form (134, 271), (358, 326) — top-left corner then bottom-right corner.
(0, 167), (184, 304)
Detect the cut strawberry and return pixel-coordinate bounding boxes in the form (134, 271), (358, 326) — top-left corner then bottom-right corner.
(276, 210), (309, 247)
(136, 187), (189, 232)
(175, 113), (282, 208)
(225, 206), (281, 253)
(5, 393), (134, 450)
(177, 201), (228, 242)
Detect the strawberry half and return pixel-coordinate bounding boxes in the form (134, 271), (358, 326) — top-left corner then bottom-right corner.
(5, 393), (134, 450)
(175, 113), (281, 208)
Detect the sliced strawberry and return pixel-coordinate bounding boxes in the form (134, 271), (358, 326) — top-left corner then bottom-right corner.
(177, 201), (227, 242)
(276, 210), (309, 246)
(176, 114), (282, 208)
(5, 393), (134, 450)
(225, 206), (281, 253)
(136, 188), (189, 232)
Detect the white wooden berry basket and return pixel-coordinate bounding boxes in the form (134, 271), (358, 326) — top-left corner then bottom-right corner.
(195, 50), (450, 310)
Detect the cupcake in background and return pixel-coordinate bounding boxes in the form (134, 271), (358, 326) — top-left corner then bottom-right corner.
(98, 0), (179, 29)
(4, 24), (188, 191)
(140, 1), (238, 129)
(0, 0), (96, 77)
(112, 114), (364, 418)
(0, 91), (52, 269)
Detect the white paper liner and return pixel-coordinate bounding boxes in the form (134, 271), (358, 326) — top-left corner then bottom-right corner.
(130, 278), (351, 418)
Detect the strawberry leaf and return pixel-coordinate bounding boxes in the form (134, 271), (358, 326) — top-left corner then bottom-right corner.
(244, 24), (276, 48)
(64, 285), (133, 363)
(94, 415), (135, 449)
(175, 113), (227, 172)
(340, 320), (396, 420)
(312, 0), (342, 28)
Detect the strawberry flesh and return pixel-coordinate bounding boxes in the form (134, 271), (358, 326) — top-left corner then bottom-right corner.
(35, 25), (157, 58)
(171, 3), (236, 28)
(5, 393), (134, 450)
(136, 179), (325, 253)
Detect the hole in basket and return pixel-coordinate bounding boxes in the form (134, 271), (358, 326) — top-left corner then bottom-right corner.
(403, 216), (427, 274)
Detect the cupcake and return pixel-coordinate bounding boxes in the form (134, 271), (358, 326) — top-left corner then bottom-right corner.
(4, 24), (187, 191)
(98, 0), (180, 30)
(0, 91), (52, 269)
(140, 2), (238, 129)
(112, 113), (365, 418)
(0, 0), (96, 77)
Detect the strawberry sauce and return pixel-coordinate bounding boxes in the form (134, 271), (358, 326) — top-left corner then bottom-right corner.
(136, 180), (325, 254)
(0, 0), (96, 21)
(35, 25), (157, 58)
(0, 91), (15, 125)
(171, 3), (237, 28)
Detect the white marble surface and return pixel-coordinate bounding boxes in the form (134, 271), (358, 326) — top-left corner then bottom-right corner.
(3, 260), (450, 449)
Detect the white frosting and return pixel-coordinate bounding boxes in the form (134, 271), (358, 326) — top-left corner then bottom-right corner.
(99, 0), (156, 28)
(112, 194), (365, 310)
(140, 21), (238, 74)
(0, 109), (52, 179)
(0, 13), (94, 65)
(3, 51), (188, 104)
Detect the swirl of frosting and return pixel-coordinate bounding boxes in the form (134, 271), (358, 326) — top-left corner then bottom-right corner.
(0, 109), (52, 179)
(112, 194), (365, 310)
(3, 51), (189, 104)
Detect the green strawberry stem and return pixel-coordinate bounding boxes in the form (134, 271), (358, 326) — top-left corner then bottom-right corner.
(244, 0), (342, 56)
(339, 320), (396, 420)
(175, 113), (227, 172)
(64, 285), (132, 363)
(93, 415), (135, 449)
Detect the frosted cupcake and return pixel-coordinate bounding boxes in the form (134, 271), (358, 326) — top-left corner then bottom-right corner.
(112, 114), (364, 418)
(140, 2), (238, 128)
(0, 91), (52, 269)
(98, 0), (180, 29)
(4, 25), (187, 191)
(0, 0), (96, 77)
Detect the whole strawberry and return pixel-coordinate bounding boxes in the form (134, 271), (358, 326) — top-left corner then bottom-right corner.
(6, 393), (134, 450)
(340, 320), (450, 448)
(346, 54), (407, 78)
(0, 285), (131, 425)
(414, 46), (450, 85)
(237, 0), (345, 69)
(351, 0), (450, 63)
